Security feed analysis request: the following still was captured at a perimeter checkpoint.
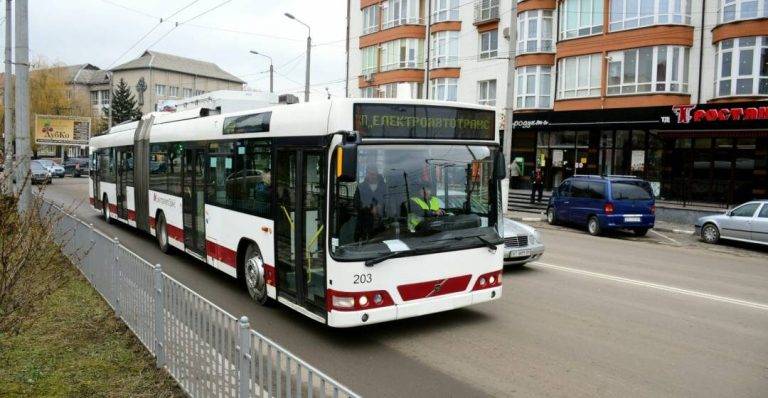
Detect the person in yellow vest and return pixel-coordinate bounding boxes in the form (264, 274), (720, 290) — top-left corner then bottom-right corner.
(408, 182), (445, 231)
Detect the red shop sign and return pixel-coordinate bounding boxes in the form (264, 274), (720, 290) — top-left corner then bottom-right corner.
(672, 104), (768, 124)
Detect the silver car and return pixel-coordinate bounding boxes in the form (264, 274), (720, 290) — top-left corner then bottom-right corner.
(695, 200), (768, 246)
(503, 218), (545, 265)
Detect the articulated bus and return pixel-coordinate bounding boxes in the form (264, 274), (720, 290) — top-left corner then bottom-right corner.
(89, 99), (506, 327)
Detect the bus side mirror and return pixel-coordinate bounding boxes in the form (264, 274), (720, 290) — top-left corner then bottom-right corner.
(336, 143), (358, 183)
(494, 152), (507, 180)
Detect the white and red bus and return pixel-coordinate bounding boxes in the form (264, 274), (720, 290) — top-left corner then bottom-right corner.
(89, 99), (506, 327)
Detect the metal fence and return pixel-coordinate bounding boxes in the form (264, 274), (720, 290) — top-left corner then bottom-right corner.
(42, 200), (359, 398)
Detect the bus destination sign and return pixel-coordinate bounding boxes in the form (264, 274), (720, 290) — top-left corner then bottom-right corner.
(353, 104), (495, 140)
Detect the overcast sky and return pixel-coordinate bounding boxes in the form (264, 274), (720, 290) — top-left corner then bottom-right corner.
(6, 0), (349, 100)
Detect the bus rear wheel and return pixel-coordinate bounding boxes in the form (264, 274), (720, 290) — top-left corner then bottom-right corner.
(243, 243), (271, 306)
(102, 195), (111, 224)
(156, 213), (171, 254)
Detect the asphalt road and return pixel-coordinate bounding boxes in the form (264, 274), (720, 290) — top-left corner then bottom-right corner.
(43, 178), (768, 397)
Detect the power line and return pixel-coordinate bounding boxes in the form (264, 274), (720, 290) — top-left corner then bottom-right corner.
(147, 0), (235, 50)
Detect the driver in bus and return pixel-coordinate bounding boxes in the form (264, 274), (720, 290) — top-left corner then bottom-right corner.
(408, 182), (445, 231)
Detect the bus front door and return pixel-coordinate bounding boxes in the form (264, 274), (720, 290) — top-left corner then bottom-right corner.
(116, 149), (130, 220)
(91, 151), (101, 210)
(275, 148), (327, 319)
(182, 146), (207, 256)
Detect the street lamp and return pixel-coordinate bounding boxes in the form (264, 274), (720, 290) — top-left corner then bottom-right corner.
(249, 50), (274, 93)
(284, 12), (311, 102)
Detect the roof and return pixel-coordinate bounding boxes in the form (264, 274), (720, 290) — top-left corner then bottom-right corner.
(43, 64), (110, 86)
(111, 50), (245, 84)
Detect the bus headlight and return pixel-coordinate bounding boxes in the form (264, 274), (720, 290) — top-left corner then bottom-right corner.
(373, 293), (383, 305)
(358, 295), (369, 307)
(332, 296), (355, 309)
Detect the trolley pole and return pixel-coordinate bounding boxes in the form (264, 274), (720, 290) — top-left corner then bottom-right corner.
(14, 0), (29, 212)
(2, 0), (13, 195)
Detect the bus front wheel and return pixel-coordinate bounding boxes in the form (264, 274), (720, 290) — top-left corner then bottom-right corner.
(243, 243), (271, 306)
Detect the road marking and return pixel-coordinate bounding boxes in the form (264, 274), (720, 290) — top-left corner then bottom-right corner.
(650, 229), (681, 245)
(530, 261), (768, 312)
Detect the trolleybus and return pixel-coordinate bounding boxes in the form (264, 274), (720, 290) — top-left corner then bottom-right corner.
(89, 99), (506, 327)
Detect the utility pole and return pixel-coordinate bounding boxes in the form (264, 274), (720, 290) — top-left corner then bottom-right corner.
(249, 51), (273, 93)
(14, 0), (29, 212)
(284, 13), (311, 102)
(2, 0), (12, 195)
(424, 0), (432, 99)
(107, 71), (114, 128)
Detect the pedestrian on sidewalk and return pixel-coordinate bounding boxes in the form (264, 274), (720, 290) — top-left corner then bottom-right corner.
(530, 167), (544, 204)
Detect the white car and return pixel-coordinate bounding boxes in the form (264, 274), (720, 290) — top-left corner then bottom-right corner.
(36, 159), (66, 178)
(503, 218), (545, 265)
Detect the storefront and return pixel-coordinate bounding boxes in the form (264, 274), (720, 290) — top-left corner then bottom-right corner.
(510, 102), (768, 206)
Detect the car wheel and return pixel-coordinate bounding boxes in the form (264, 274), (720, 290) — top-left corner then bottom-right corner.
(702, 224), (720, 244)
(156, 213), (171, 254)
(243, 243), (271, 305)
(547, 207), (557, 225)
(633, 228), (649, 237)
(587, 216), (602, 236)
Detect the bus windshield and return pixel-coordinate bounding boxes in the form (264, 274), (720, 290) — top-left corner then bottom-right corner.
(331, 144), (501, 261)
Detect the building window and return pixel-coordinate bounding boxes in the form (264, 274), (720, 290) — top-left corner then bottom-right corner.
(168, 86), (179, 98)
(479, 30), (499, 59)
(432, 0), (460, 22)
(381, 82), (424, 98)
(607, 45), (690, 94)
(478, 79), (497, 106)
(557, 54), (602, 99)
(719, 0), (768, 23)
(516, 66), (553, 109)
(195, 90), (205, 96)
(517, 10), (554, 54)
(560, 0), (603, 39)
(363, 5), (379, 35)
(156, 84), (166, 96)
(90, 91), (99, 106)
(362, 46), (378, 75)
(361, 86), (378, 98)
(610, 0), (691, 31)
(183, 88), (193, 97)
(431, 77), (458, 101)
(715, 36), (768, 97)
(475, 0), (500, 22)
(381, 38), (424, 71)
(431, 31), (459, 67)
(381, 0), (421, 30)
(100, 90), (111, 105)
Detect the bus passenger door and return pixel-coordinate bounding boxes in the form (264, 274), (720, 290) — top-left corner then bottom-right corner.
(116, 149), (129, 220)
(182, 146), (207, 256)
(275, 148), (327, 319)
(91, 151), (101, 209)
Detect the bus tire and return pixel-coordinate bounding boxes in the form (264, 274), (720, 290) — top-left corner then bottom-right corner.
(242, 243), (271, 306)
(156, 212), (171, 254)
(102, 194), (111, 224)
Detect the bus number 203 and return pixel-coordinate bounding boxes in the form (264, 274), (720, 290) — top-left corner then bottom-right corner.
(354, 273), (372, 284)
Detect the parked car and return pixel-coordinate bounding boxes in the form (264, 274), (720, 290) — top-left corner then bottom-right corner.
(63, 157), (90, 177)
(503, 217), (545, 265)
(36, 158), (66, 178)
(695, 200), (768, 246)
(30, 160), (52, 184)
(546, 175), (655, 236)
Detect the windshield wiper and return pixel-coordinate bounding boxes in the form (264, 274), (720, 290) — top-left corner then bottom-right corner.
(364, 248), (432, 267)
(427, 233), (501, 251)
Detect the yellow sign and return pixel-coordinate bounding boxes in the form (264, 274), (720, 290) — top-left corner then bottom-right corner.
(34, 115), (90, 146)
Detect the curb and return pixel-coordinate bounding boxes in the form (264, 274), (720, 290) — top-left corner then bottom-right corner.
(654, 226), (696, 235)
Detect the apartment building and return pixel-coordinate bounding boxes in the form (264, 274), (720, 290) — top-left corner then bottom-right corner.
(346, 0), (768, 205)
(347, 0), (513, 118)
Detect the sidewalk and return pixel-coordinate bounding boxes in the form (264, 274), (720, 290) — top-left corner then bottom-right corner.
(504, 211), (696, 235)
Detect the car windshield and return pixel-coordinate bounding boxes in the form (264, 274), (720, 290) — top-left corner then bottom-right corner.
(331, 144), (501, 261)
(612, 180), (652, 200)
(31, 162), (45, 172)
(38, 159), (54, 166)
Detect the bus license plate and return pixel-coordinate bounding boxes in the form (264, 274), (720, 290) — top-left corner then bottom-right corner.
(624, 216), (641, 223)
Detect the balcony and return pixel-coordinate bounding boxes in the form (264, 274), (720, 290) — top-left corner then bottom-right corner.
(474, 0), (500, 25)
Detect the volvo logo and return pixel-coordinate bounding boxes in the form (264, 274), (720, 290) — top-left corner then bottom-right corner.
(433, 283), (442, 293)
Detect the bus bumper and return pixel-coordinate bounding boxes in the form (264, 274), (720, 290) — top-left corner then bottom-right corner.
(327, 286), (502, 328)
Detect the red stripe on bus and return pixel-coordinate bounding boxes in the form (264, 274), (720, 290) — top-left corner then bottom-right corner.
(263, 263), (275, 286)
(108, 203), (118, 213)
(147, 216), (183, 241)
(89, 197), (94, 205)
(205, 240), (237, 268)
(397, 274), (472, 301)
(148, 216), (156, 229)
(127, 210), (136, 221)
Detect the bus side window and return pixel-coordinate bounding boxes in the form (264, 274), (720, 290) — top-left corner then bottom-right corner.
(149, 143), (168, 193)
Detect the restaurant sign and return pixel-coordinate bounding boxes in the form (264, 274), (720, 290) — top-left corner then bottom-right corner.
(34, 115), (91, 146)
(672, 104), (768, 124)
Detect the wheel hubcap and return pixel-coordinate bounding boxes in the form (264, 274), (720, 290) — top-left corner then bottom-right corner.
(589, 220), (597, 233)
(245, 254), (266, 298)
(704, 226), (716, 241)
(548, 210), (554, 222)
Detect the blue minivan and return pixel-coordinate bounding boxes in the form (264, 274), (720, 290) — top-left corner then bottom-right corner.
(546, 175), (655, 236)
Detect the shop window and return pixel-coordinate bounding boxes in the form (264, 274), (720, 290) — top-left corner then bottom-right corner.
(559, 0), (603, 40)
(557, 54), (602, 99)
(607, 46), (690, 95)
(715, 36), (768, 97)
(517, 10), (554, 54)
(610, 0), (692, 31)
